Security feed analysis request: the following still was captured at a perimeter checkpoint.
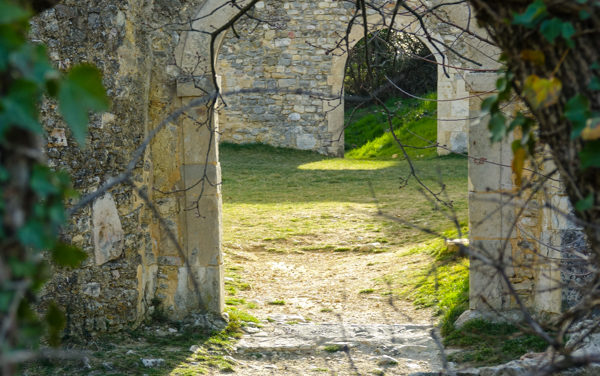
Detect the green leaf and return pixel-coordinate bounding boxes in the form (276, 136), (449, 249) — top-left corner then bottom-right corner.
(51, 242), (87, 268)
(18, 220), (52, 250)
(540, 18), (562, 44)
(496, 76), (509, 92)
(48, 201), (66, 225)
(58, 64), (108, 146)
(575, 194), (594, 212)
(589, 76), (600, 91)
(0, 291), (13, 312)
(481, 95), (498, 115)
(45, 302), (66, 347)
(0, 1), (29, 25)
(10, 44), (55, 86)
(489, 113), (507, 142)
(562, 22), (576, 47)
(513, 0), (548, 28)
(580, 10), (591, 20)
(31, 165), (59, 198)
(580, 140), (600, 169)
(565, 94), (591, 138)
(0, 79), (41, 133)
(8, 257), (37, 278)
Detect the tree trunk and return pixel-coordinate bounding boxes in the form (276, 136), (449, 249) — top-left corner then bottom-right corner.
(468, 1), (600, 268)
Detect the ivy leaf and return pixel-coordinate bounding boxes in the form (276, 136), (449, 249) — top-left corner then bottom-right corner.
(8, 257), (37, 278)
(513, 0), (548, 28)
(520, 49), (546, 66)
(582, 117), (600, 140)
(580, 140), (600, 169)
(523, 75), (562, 109)
(9, 44), (55, 86)
(0, 1), (29, 25)
(45, 302), (66, 347)
(575, 194), (594, 212)
(589, 76), (600, 91)
(481, 95), (498, 115)
(566, 94), (591, 138)
(51, 242), (87, 268)
(0, 79), (41, 133)
(489, 112), (507, 142)
(58, 64), (108, 146)
(31, 165), (58, 198)
(580, 10), (591, 20)
(0, 291), (13, 312)
(18, 220), (51, 250)
(562, 22), (576, 47)
(540, 18), (563, 44)
(512, 143), (527, 187)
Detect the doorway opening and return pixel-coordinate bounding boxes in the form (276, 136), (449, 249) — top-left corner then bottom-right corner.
(343, 29), (439, 160)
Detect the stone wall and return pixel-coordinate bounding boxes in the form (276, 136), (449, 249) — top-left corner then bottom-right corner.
(33, 0), (152, 336)
(215, 0), (470, 156)
(215, 0), (353, 155)
(33, 0), (209, 336)
(31, 0), (588, 337)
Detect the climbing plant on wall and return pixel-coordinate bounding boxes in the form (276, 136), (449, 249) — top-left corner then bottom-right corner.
(0, 0), (107, 372)
(469, 0), (600, 256)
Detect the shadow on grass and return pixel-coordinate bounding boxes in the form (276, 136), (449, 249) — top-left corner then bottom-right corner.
(21, 308), (256, 376)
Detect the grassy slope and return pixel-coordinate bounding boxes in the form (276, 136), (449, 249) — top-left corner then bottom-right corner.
(345, 93), (438, 160)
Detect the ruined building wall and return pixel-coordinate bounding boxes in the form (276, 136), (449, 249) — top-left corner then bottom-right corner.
(216, 0), (353, 156)
(33, 0), (208, 336)
(215, 0), (471, 156)
(30, 0), (589, 336)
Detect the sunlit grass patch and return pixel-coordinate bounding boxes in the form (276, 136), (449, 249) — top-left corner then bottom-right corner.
(344, 93), (438, 160)
(298, 159), (398, 170)
(23, 306), (258, 376)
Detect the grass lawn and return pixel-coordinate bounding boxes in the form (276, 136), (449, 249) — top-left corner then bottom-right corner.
(220, 143), (469, 255)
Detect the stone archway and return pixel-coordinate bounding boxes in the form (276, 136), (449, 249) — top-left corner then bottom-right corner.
(162, 0), (564, 321)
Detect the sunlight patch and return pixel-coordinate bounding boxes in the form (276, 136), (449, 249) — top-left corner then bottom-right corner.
(297, 159), (398, 171)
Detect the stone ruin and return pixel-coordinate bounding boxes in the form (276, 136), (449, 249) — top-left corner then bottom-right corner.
(32, 0), (587, 336)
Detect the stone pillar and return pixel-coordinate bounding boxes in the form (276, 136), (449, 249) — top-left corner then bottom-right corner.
(172, 80), (224, 316)
(437, 68), (469, 155)
(465, 72), (516, 312)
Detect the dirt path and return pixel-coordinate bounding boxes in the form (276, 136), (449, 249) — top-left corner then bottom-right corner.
(221, 247), (444, 375)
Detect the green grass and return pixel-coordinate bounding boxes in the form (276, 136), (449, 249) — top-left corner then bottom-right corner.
(382, 226), (549, 367)
(323, 344), (344, 353)
(445, 320), (547, 366)
(21, 307), (258, 376)
(220, 143), (468, 256)
(385, 227), (469, 328)
(344, 93), (438, 160)
(267, 299), (286, 306)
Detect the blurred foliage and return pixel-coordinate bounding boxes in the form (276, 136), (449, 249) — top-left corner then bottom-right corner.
(0, 0), (106, 371)
(344, 29), (437, 105)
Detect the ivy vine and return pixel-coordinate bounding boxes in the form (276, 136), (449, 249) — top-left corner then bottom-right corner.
(0, 0), (107, 367)
(481, 0), (600, 208)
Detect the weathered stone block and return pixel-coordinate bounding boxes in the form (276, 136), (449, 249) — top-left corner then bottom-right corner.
(92, 194), (124, 266)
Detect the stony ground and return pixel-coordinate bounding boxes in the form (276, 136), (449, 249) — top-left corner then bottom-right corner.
(219, 247), (445, 375)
